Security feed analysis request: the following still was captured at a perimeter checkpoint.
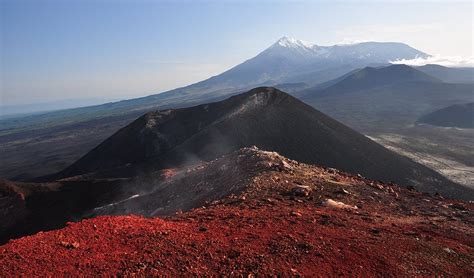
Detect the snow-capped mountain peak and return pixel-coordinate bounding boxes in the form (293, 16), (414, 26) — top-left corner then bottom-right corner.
(275, 36), (315, 49)
(265, 37), (428, 62)
(208, 37), (429, 91)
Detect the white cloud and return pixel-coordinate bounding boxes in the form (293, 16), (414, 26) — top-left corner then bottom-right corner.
(390, 55), (474, 67)
(336, 38), (372, 45)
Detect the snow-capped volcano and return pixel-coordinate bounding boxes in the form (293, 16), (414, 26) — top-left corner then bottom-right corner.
(265, 36), (428, 63)
(77, 37), (430, 107)
(204, 37), (429, 88)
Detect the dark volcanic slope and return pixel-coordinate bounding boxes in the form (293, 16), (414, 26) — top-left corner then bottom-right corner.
(54, 87), (471, 199)
(417, 102), (474, 128)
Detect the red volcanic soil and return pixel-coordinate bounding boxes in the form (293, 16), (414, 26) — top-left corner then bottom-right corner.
(1, 148), (473, 276)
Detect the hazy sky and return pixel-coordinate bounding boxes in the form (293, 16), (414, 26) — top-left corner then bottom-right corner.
(1, 0), (473, 106)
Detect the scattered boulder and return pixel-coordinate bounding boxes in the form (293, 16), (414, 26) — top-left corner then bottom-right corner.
(60, 241), (80, 249)
(290, 211), (302, 217)
(291, 185), (312, 197)
(443, 248), (457, 254)
(323, 199), (357, 210)
(371, 228), (381, 234)
(334, 188), (350, 195)
(448, 203), (467, 211)
(279, 160), (293, 171)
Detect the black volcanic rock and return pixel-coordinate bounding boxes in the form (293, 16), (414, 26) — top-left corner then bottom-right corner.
(53, 87), (470, 199)
(0, 180), (28, 236)
(417, 103), (474, 128)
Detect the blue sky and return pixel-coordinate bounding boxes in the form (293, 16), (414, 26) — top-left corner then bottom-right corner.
(1, 0), (472, 105)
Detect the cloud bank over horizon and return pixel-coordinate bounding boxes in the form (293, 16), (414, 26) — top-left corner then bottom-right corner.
(390, 55), (474, 68)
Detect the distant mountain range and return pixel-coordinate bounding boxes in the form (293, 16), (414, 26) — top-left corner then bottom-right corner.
(296, 64), (439, 97)
(417, 102), (474, 128)
(296, 64), (474, 131)
(416, 64), (474, 84)
(2, 37), (472, 135)
(0, 37), (433, 134)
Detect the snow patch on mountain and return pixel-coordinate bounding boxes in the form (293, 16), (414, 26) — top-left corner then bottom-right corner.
(276, 36), (315, 49)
